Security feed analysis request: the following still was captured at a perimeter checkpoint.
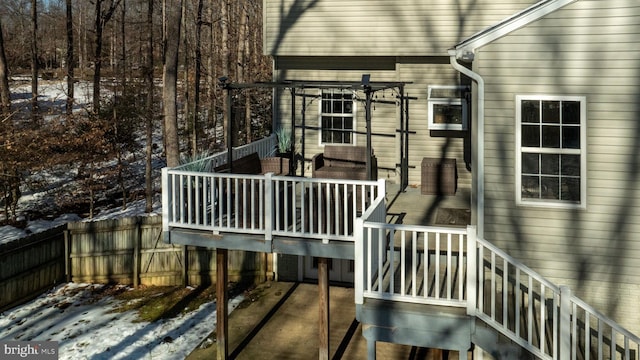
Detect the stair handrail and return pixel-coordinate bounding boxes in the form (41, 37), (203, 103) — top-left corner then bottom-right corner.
(471, 235), (640, 359)
(472, 235), (559, 359)
(567, 288), (640, 360)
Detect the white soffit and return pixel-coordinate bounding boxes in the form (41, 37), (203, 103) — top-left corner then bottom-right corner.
(451, 0), (578, 60)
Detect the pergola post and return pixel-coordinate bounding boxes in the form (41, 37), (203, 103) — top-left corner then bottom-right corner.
(220, 78), (233, 172)
(399, 85), (408, 190)
(300, 86), (306, 177)
(290, 88), (296, 175)
(362, 74), (373, 180)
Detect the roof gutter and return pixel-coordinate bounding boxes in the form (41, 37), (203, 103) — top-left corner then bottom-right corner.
(446, 0), (578, 239)
(448, 51), (485, 238)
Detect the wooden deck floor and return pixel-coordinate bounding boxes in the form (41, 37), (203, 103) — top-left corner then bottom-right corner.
(384, 183), (471, 227)
(372, 250), (466, 301)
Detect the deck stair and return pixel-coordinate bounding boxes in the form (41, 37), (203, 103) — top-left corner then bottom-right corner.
(354, 198), (640, 359)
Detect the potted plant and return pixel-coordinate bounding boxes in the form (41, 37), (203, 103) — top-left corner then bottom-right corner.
(275, 127), (292, 157)
(262, 127), (293, 175)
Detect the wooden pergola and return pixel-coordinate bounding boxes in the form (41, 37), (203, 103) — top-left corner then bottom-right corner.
(221, 77), (413, 186)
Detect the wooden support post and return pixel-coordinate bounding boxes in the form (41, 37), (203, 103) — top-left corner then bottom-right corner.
(133, 220), (141, 288)
(182, 245), (189, 286)
(318, 257), (330, 360)
(217, 249), (229, 360)
(64, 229), (71, 282)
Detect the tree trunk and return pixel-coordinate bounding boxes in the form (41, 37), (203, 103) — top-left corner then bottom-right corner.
(93, 0), (103, 113)
(145, 0), (154, 213)
(243, 4), (251, 143)
(93, 0), (121, 114)
(0, 18), (11, 115)
(78, 2), (86, 77)
(31, 0), (39, 121)
(120, 0), (126, 93)
(182, 3), (190, 157)
(208, 0), (218, 147)
(193, 0), (204, 156)
(221, 0), (229, 147)
(236, 1), (250, 143)
(65, 0), (74, 115)
(163, 0), (183, 167)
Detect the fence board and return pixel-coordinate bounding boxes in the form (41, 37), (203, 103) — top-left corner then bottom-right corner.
(1, 216), (267, 311)
(0, 226), (66, 311)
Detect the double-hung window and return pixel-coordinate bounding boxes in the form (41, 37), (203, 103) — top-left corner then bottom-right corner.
(320, 89), (355, 145)
(516, 95), (586, 208)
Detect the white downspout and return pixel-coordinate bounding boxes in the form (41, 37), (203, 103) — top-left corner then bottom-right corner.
(449, 52), (485, 238)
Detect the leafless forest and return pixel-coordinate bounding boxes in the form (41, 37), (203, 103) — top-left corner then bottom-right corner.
(0, 0), (272, 225)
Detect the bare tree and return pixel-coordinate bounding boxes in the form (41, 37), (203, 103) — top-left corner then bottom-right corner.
(207, 0), (219, 147)
(0, 18), (10, 115)
(65, 0), (74, 115)
(220, 0), (229, 146)
(119, 0), (126, 91)
(236, 1), (251, 143)
(92, 0), (122, 113)
(30, 0), (38, 120)
(77, 1), (88, 76)
(163, 0), (183, 167)
(181, 3), (190, 157)
(144, 0), (154, 213)
(192, 0), (204, 156)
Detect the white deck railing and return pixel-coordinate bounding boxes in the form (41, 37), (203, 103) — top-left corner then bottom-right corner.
(568, 292), (640, 360)
(162, 166), (385, 241)
(172, 134), (278, 172)
(356, 221), (468, 307)
(474, 236), (560, 359)
(164, 137), (640, 359)
(354, 218), (640, 359)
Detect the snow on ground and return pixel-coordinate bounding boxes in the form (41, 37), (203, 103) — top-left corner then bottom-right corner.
(0, 213), (83, 245)
(0, 283), (244, 359)
(1, 77), (165, 244)
(1, 79), (233, 359)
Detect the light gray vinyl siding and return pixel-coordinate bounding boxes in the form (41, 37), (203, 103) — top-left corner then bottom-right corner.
(476, 0), (640, 334)
(263, 0), (538, 57)
(396, 58), (472, 188)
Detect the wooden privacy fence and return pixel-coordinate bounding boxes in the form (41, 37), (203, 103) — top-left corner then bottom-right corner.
(1, 216), (267, 312)
(68, 216), (267, 286)
(0, 225), (67, 311)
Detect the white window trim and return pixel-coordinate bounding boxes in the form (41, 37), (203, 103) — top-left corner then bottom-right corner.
(515, 94), (587, 209)
(318, 89), (357, 146)
(428, 85), (468, 131)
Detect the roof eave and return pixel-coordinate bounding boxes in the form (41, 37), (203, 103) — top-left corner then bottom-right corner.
(451, 0), (579, 60)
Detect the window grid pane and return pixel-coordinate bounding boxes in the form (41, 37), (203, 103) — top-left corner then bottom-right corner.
(519, 98), (583, 204)
(321, 90), (354, 144)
